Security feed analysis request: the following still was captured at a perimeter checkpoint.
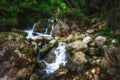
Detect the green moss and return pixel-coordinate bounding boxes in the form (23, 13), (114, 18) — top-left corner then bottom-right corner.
(39, 45), (51, 53)
(0, 32), (15, 41)
(23, 45), (29, 52)
(0, 33), (9, 41)
(11, 28), (27, 37)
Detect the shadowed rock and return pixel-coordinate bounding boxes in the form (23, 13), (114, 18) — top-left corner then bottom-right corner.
(0, 32), (35, 80)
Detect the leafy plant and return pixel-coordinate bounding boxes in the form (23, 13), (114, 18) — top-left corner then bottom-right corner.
(99, 27), (113, 36)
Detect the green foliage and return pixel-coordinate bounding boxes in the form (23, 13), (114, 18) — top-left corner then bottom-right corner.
(0, 0), (68, 28)
(98, 27), (113, 36)
(0, 0), (118, 33)
(106, 38), (112, 45)
(98, 26), (120, 46)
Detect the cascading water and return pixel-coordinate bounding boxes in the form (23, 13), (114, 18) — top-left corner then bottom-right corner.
(24, 23), (36, 39)
(24, 19), (69, 75)
(42, 42), (67, 74)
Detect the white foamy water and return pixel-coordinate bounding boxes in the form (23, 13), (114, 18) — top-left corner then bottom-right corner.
(24, 19), (68, 75)
(43, 42), (67, 74)
(24, 23), (36, 39)
(24, 23), (53, 40)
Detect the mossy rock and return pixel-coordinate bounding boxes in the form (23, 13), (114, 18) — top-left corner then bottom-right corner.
(0, 32), (35, 80)
(0, 32), (19, 41)
(11, 28), (27, 37)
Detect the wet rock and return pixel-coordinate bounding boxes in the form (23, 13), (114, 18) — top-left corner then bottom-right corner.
(30, 36), (43, 41)
(0, 32), (35, 80)
(44, 48), (56, 63)
(30, 35), (52, 41)
(86, 29), (95, 34)
(61, 20), (70, 32)
(55, 68), (68, 77)
(54, 20), (62, 35)
(49, 39), (57, 46)
(54, 19), (70, 36)
(39, 44), (51, 54)
(64, 33), (83, 42)
(42, 35), (52, 40)
(89, 42), (96, 47)
(104, 46), (120, 74)
(39, 40), (57, 54)
(67, 40), (88, 52)
(87, 47), (99, 56)
(91, 57), (102, 65)
(82, 36), (92, 44)
(34, 20), (50, 33)
(71, 22), (79, 32)
(38, 61), (46, 69)
(30, 73), (39, 80)
(105, 46), (120, 66)
(64, 34), (73, 42)
(67, 51), (88, 72)
(31, 41), (38, 51)
(84, 66), (101, 80)
(100, 57), (108, 68)
(95, 36), (106, 48)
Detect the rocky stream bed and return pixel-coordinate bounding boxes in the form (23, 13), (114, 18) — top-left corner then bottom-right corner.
(0, 18), (120, 80)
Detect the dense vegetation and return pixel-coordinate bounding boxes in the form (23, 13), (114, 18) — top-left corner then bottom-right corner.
(0, 0), (120, 35)
(0, 0), (119, 27)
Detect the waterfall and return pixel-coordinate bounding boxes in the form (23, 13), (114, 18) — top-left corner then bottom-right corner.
(24, 23), (36, 39)
(43, 42), (67, 74)
(24, 19), (69, 75)
(24, 22), (53, 40)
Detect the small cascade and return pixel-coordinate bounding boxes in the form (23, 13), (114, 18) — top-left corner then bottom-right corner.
(43, 42), (68, 74)
(24, 20), (54, 40)
(24, 19), (69, 75)
(24, 23), (36, 39)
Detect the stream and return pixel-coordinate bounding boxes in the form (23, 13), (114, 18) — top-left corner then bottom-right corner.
(24, 19), (69, 75)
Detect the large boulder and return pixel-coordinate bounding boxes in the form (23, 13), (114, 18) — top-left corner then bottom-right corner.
(54, 20), (70, 36)
(0, 32), (35, 80)
(104, 46), (120, 74)
(67, 51), (88, 72)
(99, 46), (120, 80)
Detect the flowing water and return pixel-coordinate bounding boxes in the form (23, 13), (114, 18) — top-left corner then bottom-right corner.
(24, 23), (52, 40)
(24, 19), (69, 75)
